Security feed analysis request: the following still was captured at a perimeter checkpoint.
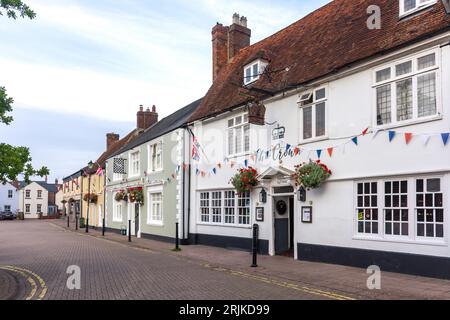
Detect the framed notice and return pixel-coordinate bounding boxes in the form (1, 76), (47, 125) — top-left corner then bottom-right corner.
(256, 207), (264, 222)
(301, 207), (313, 223)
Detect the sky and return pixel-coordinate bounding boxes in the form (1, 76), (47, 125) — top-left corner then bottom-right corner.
(0, 0), (330, 181)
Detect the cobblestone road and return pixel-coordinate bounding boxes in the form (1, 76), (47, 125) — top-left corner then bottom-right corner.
(0, 220), (353, 300)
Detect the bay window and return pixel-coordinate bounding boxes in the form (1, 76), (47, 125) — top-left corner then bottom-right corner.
(374, 50), (439, 126)
(399, 0), (437, 16)
(199, 190), (251, 226)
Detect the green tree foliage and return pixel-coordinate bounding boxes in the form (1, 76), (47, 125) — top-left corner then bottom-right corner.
(1, 4), (49, 184)
(0, 0), (36, 19)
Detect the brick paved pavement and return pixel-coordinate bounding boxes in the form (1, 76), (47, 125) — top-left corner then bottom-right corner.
(3, 219), (450, 300)
(0, 220), (350, 300)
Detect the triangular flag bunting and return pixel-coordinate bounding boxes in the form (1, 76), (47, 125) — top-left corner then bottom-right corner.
(362, 127), (369, 136)
(351, 137), (358, 146)
(286, 144), (291, 152)
(317, 150), (322, 159)
(389, 131), (396, 142)
(212, 168), (217, 175)
(327, 148), (334, 157)
(422, 135), (431, 146)
(405, 133), (413, 145)
(244, 160), (249, 168)
(217, 163), (222, 169)
(372, 128), (381, 139)
(442, 133), (449, 146)
(294, 147), (300, 156)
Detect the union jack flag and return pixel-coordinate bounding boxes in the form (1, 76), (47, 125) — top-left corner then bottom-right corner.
(192, 136), (200, 161)
(96, 166), (104, 176)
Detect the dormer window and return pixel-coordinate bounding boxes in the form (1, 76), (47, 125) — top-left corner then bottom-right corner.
(243, 60), (267, 85)
(399, 0), (437, 17)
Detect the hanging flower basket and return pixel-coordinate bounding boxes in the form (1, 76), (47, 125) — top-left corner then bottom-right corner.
(83, 193), (98, 203)
(230, 167), (259, 194)
(127, 187), (144, 205)
(293, 160), (332, 190)
(115, 190), (127, 202)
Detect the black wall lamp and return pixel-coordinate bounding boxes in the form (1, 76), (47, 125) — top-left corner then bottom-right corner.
(259, 188), (267, 204)
(298, 186), (307, 202)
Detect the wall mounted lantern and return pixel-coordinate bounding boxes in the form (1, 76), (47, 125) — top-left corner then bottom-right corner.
(298, 186), (307, 202)
(259, 188), (267, 204)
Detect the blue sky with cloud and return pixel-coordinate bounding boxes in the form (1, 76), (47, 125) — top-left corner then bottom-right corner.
(0, 0), (330, 181)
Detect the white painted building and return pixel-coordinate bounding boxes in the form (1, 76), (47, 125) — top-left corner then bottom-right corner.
(19, 182), (49, 219)
(188, 1), (450, 278)
(0, 182), (19, 213)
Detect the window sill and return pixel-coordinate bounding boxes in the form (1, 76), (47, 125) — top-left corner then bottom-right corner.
(353, 235), (447, 247)
(298, 136), (329, 146)
(197, 222), (252, 229)
(227, 152), (252, 160)
(147, 222), (164, 227)
(375, 114), (443, 131)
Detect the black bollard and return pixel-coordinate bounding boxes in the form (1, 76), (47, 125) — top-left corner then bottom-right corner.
(67, 215), (70, 228)
(75, 215), (78, 231)
(102, 217), (106, 236)
(175, 222), (180, 251)
(251, 224), (259, 268)
(128, 220), (132, 242)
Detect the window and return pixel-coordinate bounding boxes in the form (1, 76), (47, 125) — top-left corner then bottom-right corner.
(199, 191), (251, 226)
(384, 181), (409, 236)
(227, 114), (250, 156)
(129, 151), (140, 177)
(299, 87), (327, 140)
(4, 205), (11, 212)
(356, 182), (379, 234)
(149, 142), (163, 172)
(25, 204), (31, 214)
(416, 178), (444, 239)
(148, 192), (163, 225)
(399, 0), (437, 16)
(8, 190), (13, 198)
(37, 204), (42, 213)
(200, 192), (210, 223)
(37, 190), (42, 199)
(374, 51), (439, 126)
(25, 190), (31, 199)
(243, 60), (267, 85)
(113, 198), (123, 222)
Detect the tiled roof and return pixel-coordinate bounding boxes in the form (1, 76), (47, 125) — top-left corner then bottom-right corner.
(190, 0), (450, 121)
(109, 98), (202, 158)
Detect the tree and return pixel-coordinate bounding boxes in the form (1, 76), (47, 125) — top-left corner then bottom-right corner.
(1, 3), (49, 184)
(0, 0), (36, 19)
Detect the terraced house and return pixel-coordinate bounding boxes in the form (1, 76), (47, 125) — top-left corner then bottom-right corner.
(105, 100), (201, 243)
(188, 0), (450, 279)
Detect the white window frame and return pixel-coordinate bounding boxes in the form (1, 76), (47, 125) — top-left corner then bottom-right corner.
(8, 190), (13, 199)
(129, 151), (140, 178)
(4, 205), (11, 212)
(227, 113), (250, 157)
(298, 86), (328, 142)
(197, 190), (251, 227)
(113, 196), (123, 222)
(243, 60), (268, 85)
(25, 190), (31, 199)
(148, 141), (163, 173)
(25, 204), (31, 214)
(37, 204), (42, 214)
(37, 190), (42, 199)
(372, 49), (441, 129)
(399, 0), (437, 17)
(354, 176), (446, 245)
(147, 187), (163, 226)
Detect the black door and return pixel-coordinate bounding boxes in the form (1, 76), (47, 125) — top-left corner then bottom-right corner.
(274, 197), (289, 255)
(289, 197), (295, 255)
(135, 204), (140, 236)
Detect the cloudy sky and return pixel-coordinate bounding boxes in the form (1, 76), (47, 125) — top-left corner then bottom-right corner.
(0, 0), (330, 181)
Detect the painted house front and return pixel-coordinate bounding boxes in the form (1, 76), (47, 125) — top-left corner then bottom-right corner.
(0, 182), (19, 214)
(19, 182), (49, 219)
(62, 171), (83, 222)
(105, 100), (201, 243)
(188, 1), (450, 278)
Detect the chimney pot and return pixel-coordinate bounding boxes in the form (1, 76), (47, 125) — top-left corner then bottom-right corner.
(152, 105), (156, 113)
(240, 16), (247, 27)
(232, 13), (240, 25)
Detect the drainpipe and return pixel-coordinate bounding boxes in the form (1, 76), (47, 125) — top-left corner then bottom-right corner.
(181, 129), (186, 241)
(187, 128), (192, 244)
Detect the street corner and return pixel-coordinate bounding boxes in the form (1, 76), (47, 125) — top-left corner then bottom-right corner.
(0, 265), (48, 301)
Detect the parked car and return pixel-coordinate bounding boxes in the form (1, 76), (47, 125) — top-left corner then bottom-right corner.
(0, 211), (16, 221)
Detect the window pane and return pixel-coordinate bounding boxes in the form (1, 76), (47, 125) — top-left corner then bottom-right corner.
(418, 53), (436, 70)
(417, 72), (437, 117)
(235, 127), (242, 154)
(402, 223), (409, 236)
(417, 224), (424, 237)
(385, 223), (392, 235)
(427, 179), (441, 192)
(396, 61), (412, 76)
(404, 0), (416, 12)
(358, 183), (363, 195)
(436, 225), (444, 238)
(377, 85), (392, 125)
(244, 124), (250, 152)
(396, 79), (413, 121)
(315, 102), (326, 137)
(426, 224), (434, 237)
(228, 129), (234, 155)
(315, 88), (326, 100)
(436, 209), (444, 223)
(417, 209), (425, 222)
(303, 107), (312, 139)
(416, 179), (424, 192)
(252, 64), (259, 79)
(376, 68), (391, 82)
(245, 68), (251, 83)
(435, 194), (443, 207)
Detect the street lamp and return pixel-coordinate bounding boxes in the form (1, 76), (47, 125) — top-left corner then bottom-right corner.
(86, 161), (94, 233)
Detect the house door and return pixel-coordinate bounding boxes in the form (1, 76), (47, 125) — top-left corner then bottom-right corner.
(129, 204), (136, 236)
(135, 204), (140, 237)
(274, 196), (294, 256)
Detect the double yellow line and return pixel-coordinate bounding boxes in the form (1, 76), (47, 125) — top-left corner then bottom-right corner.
(203, 264), (356, 300)
(0, 265), (47, 300)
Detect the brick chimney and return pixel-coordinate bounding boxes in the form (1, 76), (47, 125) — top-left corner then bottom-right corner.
(106, 133), (120, 150)
(137, 105), (145, 130)
(212, 13), (251, 82)
(143, 105), (158, 130)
